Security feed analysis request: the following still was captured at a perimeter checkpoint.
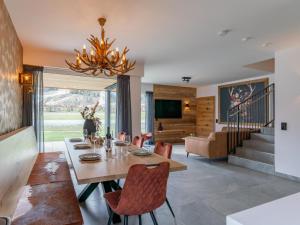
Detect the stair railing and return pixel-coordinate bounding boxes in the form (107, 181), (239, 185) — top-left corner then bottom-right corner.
(227, 83), (275, 154)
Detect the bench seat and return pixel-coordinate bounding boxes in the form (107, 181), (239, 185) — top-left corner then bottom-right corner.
(12, 152), (83, 225)
(28, 152), (71, 185)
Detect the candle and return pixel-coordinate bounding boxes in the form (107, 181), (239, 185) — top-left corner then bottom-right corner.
(82, 44), (87, 56)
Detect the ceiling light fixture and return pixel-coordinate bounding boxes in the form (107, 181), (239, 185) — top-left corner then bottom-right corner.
(241, 37), (253, 42)
(218, 29), (232, 37)
(262, 42), (272, 48)
(182, 76), (191, 83)
(66, 17), (136, 77)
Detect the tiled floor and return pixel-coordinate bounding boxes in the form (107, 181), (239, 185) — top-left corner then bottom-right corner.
(48, 142), (300, 225)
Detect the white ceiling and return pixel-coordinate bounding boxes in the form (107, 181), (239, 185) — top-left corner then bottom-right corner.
(5, 0), (300, 85)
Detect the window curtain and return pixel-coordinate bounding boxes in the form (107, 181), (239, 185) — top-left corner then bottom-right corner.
(116, 75), (132, 137)
(145, 91), (154, 144)
(23, 65), (44, 152)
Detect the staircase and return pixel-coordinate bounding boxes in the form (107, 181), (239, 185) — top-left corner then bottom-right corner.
(228, 127), (275, 174)
(227, 83), (275, 174)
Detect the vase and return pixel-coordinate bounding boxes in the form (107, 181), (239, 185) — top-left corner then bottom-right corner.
(83, 119), (96, 135)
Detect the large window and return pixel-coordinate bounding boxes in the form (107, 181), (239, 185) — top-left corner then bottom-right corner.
(44, 88), (106, 142)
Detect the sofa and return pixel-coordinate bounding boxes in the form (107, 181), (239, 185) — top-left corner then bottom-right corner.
(184, 131), (228, 159)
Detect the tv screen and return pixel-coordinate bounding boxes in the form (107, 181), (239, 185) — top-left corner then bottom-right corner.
(155, 99), (182, 119)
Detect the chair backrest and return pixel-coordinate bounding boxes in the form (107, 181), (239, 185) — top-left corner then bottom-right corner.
(118, 132), (126, 141)
(132, 136), (144, 148)
(0, 127), (38, 216)
(116, 162), (170, 215)
(154, 141), (173, 159)
(141, 132), (152, 141)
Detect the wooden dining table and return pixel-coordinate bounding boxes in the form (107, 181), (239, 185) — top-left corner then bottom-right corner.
(65, 139), (187, 223)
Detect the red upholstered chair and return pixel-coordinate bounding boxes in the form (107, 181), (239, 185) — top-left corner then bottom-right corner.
(104, 162), (170, 225)
(118, 132), (126, 141)
(154, 142), (173, 159)
(141, 132), (153, 144)
(132, 136), (144, 148)
(154, 141), (175, 218)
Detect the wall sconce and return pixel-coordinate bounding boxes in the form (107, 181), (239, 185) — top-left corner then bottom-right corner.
(184, 102), (190, 111)
(19, 72), (33, 92)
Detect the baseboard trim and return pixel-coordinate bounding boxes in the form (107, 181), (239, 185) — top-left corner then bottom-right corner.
(275, 171), (300, 182)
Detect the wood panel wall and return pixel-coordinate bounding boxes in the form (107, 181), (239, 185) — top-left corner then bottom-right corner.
(153, 85), (196, 143)
(196, 96), (215, 136)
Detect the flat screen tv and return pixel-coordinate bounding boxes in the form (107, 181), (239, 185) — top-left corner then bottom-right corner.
(155, 99), (182, 119)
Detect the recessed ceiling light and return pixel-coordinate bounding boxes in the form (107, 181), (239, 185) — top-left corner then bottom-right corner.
(241, 37), (253, 42)
(218, 29), (232, 37)
(262, 42), (272, 47)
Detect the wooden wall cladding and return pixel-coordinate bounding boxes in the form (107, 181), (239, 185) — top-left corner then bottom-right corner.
(196, 96), (215, 136)
(153, 85), (196, 143)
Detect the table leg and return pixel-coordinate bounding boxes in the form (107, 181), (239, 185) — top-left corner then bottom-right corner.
(102, 181), (122, 224)
(78, 183), (99, 202)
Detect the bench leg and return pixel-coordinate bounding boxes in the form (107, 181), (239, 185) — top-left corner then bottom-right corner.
(78, 183), (99, 202)
(102, 181), (122, 224)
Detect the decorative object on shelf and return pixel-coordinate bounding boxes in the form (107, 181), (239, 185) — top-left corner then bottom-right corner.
(66, 17), (136, 77)
(81, 102), (102, 135)
(158, 122), (163, 131)
(218, 78), (268, 123)
(19, 72), (33, 92)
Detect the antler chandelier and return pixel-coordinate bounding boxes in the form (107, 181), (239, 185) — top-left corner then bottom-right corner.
(66, 17), (136, 77)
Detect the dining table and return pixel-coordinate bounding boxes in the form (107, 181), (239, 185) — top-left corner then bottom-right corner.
(65, 138), (187, 224)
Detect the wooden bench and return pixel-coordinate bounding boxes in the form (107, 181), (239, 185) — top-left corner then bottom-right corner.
(0, 127), (83, 225)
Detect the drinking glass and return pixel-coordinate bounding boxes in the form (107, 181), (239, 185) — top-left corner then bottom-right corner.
(91, 132), (98, 153)
(125, 135), (131, 146)
(83, 129), (88, 143)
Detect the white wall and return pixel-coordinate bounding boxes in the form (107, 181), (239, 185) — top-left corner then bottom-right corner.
(141, 83), (153, 93)
(197, 74), (274, 131)
(130, 76), (142, 137)
(275, 47), (300, 178)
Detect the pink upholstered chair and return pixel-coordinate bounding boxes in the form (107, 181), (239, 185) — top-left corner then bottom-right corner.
(104, 162), (170, 225)
(154, 142), (173, 159)
(132, 136), (144, 148)
(153, 141), (175, 218)
(141, 132), (153, 144)
(118, 132), (126, 141)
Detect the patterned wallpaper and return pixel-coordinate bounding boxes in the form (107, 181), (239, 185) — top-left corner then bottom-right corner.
(0, 0), (23, 135)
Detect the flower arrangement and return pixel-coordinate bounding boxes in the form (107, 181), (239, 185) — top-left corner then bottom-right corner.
(80, 101), (102, 131)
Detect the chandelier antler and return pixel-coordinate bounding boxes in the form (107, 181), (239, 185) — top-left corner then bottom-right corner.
(66, 17), (136, 77)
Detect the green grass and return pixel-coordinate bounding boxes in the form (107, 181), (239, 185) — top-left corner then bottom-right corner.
(44, 111), (106, 142)
(45, 131), (82, 142)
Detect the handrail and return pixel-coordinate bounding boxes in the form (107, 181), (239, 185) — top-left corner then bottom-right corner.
(227, 83), (275, 154)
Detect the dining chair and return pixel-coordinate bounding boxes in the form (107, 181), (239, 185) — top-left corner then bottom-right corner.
(141, 132), (153, 144)
(118, 132), (126, 141)
(154, 141), (173, 159)
(154, 142), (175, 218)
(132, 136), (144, 148)
(104, 162), (170, 225)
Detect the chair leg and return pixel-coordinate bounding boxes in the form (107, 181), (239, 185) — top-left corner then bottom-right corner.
(107, 210), (114, 225)
(150, 211), (158, 225)
(124, 215), (128, 225)
(187, 152), (190, 158)
(138, 215), (142, 225)
(165, 198), (175, 218)
(117, 179), (120, 185)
